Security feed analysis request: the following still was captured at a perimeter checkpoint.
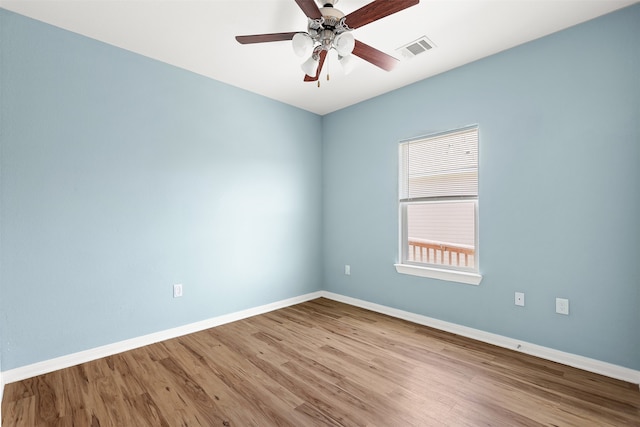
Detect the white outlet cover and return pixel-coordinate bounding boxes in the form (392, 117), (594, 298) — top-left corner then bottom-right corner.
(556, 298), (569, 315)
(515, 292), (525, 306)
(173, 284), (183, 298)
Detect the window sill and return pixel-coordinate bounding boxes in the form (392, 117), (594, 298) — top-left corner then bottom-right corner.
(394, 263), (482, 285)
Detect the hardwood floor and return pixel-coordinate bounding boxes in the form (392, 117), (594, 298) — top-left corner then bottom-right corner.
(2, 298), (639, 426)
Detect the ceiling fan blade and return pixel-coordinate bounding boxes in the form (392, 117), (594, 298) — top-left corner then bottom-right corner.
(304, 49), (328, 82)
(295, 0), (323, 19)
(352, 39), (399, 71)
(235, 32), (298, 44)
(344, 0), (419, 30)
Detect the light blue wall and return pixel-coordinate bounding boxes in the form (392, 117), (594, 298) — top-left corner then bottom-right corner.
(0, 9), (323, 370)
(322, 5), (639, 370)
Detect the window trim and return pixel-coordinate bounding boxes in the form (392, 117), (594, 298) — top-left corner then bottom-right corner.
(394, 263), (482, 285)
(396, 126), (482, 285)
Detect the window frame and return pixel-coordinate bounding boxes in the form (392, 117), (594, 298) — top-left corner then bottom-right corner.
(394, 126), (482, 285)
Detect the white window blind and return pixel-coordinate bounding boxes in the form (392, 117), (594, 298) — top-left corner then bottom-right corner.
(400, 127), (478, 201)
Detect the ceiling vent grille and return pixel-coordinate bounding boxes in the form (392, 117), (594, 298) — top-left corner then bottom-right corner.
(396, 36), (436, 60)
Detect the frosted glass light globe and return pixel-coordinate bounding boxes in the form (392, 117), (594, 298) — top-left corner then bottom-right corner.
(292, 33), (313, 57)
(301, 56), (319, 76)
(334, 32), (355, 56)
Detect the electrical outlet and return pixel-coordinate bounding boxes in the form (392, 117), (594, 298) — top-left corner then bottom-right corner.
(515, 292), (525, 307)
(173, 284), (183, 298)
(556, 298), (569, 315)
(344, 265), (351, 275)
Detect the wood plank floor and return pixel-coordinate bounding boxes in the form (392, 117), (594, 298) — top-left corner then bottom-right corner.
(2, 298), (639, 426)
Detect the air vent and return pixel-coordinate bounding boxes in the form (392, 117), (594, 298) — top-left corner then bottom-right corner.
(396, 36), (436, 60)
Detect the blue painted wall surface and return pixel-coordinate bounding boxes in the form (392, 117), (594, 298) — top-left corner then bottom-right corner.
(0, 9), (323, 370)
(322, 6), (639, 370)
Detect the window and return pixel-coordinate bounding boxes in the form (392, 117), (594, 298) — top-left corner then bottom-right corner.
(395, 126), (481, 285)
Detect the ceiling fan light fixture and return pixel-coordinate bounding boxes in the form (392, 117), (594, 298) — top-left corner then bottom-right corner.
(235, 0), (421, 82)
(301, 55), (319, 76)
(339, 54), (355, 75)
(292, 32), (313, 57)
(333, 32), (355, 56)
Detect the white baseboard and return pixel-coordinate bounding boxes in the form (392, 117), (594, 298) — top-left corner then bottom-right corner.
(320, 291), (640, 386)
(1, 291), (323, 385)
(1, 289), (638, 391)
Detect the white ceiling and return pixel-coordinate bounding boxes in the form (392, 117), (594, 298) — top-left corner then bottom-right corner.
(1, 0), (636, 115)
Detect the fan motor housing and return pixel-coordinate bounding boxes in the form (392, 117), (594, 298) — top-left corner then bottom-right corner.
(320, 6), (345, 28)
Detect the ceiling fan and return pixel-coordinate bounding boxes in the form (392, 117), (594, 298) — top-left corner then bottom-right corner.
(236, 0), (420, 84)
